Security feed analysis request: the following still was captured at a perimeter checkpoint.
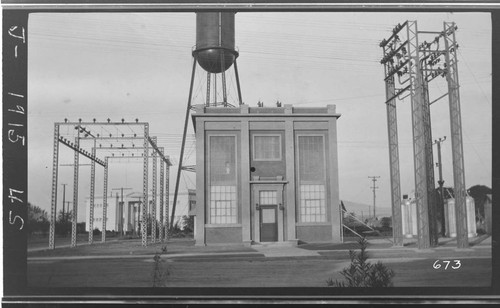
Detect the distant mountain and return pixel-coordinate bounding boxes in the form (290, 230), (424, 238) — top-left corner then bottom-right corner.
(341, 200), (392, 219)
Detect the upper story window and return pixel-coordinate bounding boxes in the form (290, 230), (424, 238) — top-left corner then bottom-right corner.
(297, 134), (327, 223)
(253, 135), (282, 161)
(208, 135), (237, 224)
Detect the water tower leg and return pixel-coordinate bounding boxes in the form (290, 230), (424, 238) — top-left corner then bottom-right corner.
(172, 57), (197, 229)
(233, 60), (243, 105)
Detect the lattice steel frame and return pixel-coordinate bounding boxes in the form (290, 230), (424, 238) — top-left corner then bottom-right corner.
(443, 22), (468, 248)
(48, 121), (170, 249)
(102, 157), (109, 243)
(383, 74), (403, 247)
(142, 124), (149, 246)
(49, 124), (60, 249)
(89, 138), (96, 244)
(159, 148), (165, 242)
(165, 159), (171, 240)
(151, 140), (158, 243)
(380, 20), (467, 249)
(71, 134), (80, 247)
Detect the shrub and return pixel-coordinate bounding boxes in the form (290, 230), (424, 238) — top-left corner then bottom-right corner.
(326, 237), (395, 287)
(152, 246), (169, 287)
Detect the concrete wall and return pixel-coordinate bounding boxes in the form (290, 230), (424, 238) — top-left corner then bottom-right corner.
(205, 226), (243, 244)
(296, 224), (333, 242)
(193, 104), (341, 245)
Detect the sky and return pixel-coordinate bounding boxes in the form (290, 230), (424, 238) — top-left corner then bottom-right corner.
(27, 11), (491, 221)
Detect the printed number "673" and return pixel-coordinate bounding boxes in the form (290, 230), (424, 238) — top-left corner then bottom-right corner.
(433, 260), (461, 270)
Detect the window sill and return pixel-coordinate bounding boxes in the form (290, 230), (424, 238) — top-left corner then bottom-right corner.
(205, 224), (242, 228)
(296, 222), (330, 227)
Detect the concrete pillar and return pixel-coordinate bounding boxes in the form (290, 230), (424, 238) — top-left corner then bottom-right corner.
(240, 105), (251, 244)
(284, 105), (296, 242)
(327, 105), (342, 242)
(195, 106), (206, 245)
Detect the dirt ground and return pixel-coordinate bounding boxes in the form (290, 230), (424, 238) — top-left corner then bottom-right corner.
(27, 236), (492, 289)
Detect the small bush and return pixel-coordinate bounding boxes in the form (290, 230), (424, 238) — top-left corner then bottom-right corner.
(152, 246), (169, 287)
(327, 237), (395, 287)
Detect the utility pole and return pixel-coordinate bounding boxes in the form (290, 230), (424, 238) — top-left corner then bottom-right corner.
(61, 184), (67, 223)
(433, 136), (447, 236)
(112, 187), (132, 235)
(65, 201), (72, 222)
(368, 176), (380, 218)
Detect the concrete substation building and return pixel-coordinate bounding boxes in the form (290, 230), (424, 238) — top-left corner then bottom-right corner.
(191, 104), (341, 246)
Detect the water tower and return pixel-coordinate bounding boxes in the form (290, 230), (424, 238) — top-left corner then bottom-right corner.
(171, 12), (243, 227)
(193, 12), (243, 107)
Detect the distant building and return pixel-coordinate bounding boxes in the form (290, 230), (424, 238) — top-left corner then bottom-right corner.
(85, 192), (190, 233)
(192, 104), (341, 245)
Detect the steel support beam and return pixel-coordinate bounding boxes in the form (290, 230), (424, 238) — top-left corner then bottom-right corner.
(165, 162), (170, 240)
(142, 124), (149, 246)
(233, 60), (243, 105)
(206, 71), (211, 106)
(102, 157), (109, 242)
(222, 70), (227, 107)
(422, 79), (439, 247)
(49, 124), (60, 249)
(159, 149), (165, 242)
(89, 138), (96, 244)
(151, 145), (157, 243)
(444, 22), (468, 248)
(385, 76), (403, 247)
(407, 21), (435, 249)
(172, 57), (197, 229)
(71, 133), (80, 248)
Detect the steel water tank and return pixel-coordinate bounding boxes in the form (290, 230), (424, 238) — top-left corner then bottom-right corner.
(194, 12), (238, 74)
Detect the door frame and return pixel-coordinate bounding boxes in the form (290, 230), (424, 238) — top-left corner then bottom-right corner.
(252, 184), (284, 242)
(259, 205), (278, 242)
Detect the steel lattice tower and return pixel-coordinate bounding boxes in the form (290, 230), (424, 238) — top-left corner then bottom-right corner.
(380, 20), (467, 249)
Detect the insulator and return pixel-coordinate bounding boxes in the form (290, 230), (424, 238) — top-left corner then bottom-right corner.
(110, 134), (112, 137)
(121, 118), (125, 123)
(135, 119), (139, 123)
(64, 118), (68, 123)
(107, 118), (110, 123)
(93, 118), (96, 123)
(79, 119), (82, 123)
(111, 144), (113, 148)
(122, 153), (124, 156)
(122, 134), (124, 137)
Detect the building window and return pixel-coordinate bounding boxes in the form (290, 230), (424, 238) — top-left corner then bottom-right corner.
(300, 185), (326, 222)
(259, 191), (277, 205)
(253, 135), (281, 161)
(208, 135), (237, 224)
(210, 186), (237, 224)
(297, 135), (326, 223)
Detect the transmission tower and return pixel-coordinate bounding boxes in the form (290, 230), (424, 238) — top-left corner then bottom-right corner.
(380, 21), (467, 249)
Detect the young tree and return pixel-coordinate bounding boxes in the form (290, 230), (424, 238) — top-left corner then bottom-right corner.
(27, 203), (50, 235)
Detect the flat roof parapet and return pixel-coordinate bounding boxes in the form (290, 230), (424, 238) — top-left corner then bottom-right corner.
(195, 104), (338, 116)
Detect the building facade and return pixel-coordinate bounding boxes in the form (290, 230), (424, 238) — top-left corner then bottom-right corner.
(192, 104), (341, 245)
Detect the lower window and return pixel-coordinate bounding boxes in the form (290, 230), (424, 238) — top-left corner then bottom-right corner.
(299, 184), (326, 222)
(210, 185), (237, 224)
